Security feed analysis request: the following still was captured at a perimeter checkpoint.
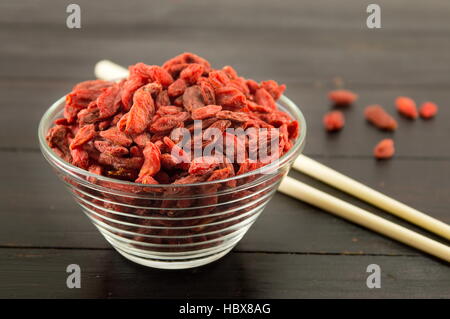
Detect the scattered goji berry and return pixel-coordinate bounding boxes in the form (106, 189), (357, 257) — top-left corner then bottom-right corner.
(323, 111), (345, 131)
(419, 102), (438, 119)
(374, 139), (395, 159)
(364, 105), (397, 131)
(328, 89), (358, 105)
(395, 96), (418, 119)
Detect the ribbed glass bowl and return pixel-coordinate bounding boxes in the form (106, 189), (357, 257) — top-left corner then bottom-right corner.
(38, 95), (306, 269)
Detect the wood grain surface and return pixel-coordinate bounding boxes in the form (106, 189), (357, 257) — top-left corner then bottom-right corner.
(0, 0), (449, 298)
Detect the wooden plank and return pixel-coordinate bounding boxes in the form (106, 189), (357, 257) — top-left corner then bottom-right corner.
(1, 248), (449, 298)
(1, 81), (449, 157)
(0, 1), (449, 85)
(0, 151), (448, 256)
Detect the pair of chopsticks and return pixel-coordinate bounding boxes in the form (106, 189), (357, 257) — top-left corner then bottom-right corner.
(95, 60), (450, 263)
(282, 156), (450, 262)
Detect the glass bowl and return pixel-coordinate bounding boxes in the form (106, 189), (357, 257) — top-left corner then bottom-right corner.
(38, 95), (306, 269)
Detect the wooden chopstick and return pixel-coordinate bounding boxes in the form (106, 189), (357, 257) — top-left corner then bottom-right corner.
(278, 176), (450, 262)
(94, 59), (450, 262)
(292, 155), (450, 241)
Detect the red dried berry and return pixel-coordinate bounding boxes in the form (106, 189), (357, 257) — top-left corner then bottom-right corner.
(364, 105), (398, 131)
(374, 139), (395, 159)
(216, 110), (250, 123)
(188, 156), (219, 175)
(180, 63), (204, 84)
(94, 140), (129, 157)
(328, 90), (358, 105)
(323, 111), (345, 132)
(419, 102), (438, 119)
(183, 85), (205, 111)
(215, 86), (247, 110)
(129, 63), (173, 88)
(97, 83), (122, 119)
(395, 96), (418, 119)
(260, 80), (286, 100)
(254, 88), (276, 110)
(70, 147), (89, 169)
(99, 127), (132, 147)
(70, 124), (96, 150)
(124, 86), (155, 135)
(155, 90), (170, 108)
(167, 79), (187, 97)
(137, 142), (161, 178)
(121, 77), (145, 111)
(191, 105), (222, 120)
(208, 70), (231, 89)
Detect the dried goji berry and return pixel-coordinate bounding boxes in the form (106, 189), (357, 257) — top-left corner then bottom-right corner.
(150, 112), (189, 133)
(364, 105), (397, 131)
(97, 83), (122, 119)
(216, 110), (250, 123)
(208, 70), (230, 89)
(132, 132), (152, 148)
(191, 105), (222, 120)
(328, 89), (358, 105)
(137, 142), (161, 178)
(215, 86), (246, 110)
(246, 79), (259, 94)
(260, 80), (286, 100)
(99, 126), (132, 147)
(254, 88), (276, 110)
(167, 79), (187, 97)
(188, 156), (219, 175)
(395, 96), (418, 119)
(180, 63), (204, 84)
(98, 153), (144, 170)
(374, 139), (395, 159)
(94, 140), (129, 157)
(323, 111), (345, 132)
(198, 78), (216, 105)
(155, 90), (170, 109)
(124, 86), (155, 135)
(182, 85), (205, 111)
(121, 77), (144, 111)
(419, 102), (438, 119)
(70, 124), (96, 149)
(64, 80), (113, 123)
(46, 125), (72, 161)
(287, 120), (299, 140)
(222, 66), (238, 79)
(129, 63), (173, 88)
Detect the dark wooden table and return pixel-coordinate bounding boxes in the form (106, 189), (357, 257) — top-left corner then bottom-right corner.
(1, 0), (449, 298)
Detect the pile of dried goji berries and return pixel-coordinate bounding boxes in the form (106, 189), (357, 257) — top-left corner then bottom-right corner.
(47, 52), (299, 185)
(324, 89), (438, 159)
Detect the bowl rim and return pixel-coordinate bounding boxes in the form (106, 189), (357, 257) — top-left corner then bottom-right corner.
(38, 94), (307, 188)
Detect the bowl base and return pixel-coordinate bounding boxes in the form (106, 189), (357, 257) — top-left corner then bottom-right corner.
(114, 246), (234, 269)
